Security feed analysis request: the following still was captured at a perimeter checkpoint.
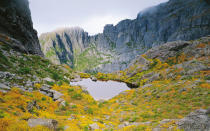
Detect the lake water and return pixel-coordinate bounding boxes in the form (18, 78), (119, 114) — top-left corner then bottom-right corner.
(70, 78), (130, 100)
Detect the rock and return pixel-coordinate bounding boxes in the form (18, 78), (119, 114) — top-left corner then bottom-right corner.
(93, 118), (100, 122)
(60, 101), (66, 107)
(39, 85), (63, 101)
(89, 123), (99, 130)
(28, 118), (58, 130)
(177, 109), (210, 131)
(179, 88), (187, 93)
(0, 0), (43, 56)
(43, 77), (55, 82)
(80, 86), (89, 94)
(27, 101), (40, 113)
(39, 0), (210, 73)
(118, 121), (130, 129)
(142, 84), (152, 88)
(0, 71), (15, 79)
(152, 119), (178, 131)
(90, 76), (97, 82)
(0, 83), (11, 91)
(68, 115), (76, 121)
(50, 90), (63, 100)
(104, 115), (110, 120)
(64, 126), (70, 130)
(25, 80), (33, 87)
(126, 82), (139, 88)
(0, 90), (8, 93)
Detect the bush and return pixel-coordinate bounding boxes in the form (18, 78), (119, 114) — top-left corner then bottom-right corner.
(0, 110), (5, 118)
(52, 72), (62, 80)
(86, 108), (93, 115)
(41, 97), (46, 101)
(68, 88), (74, 93)
(71, 93), (82, 100)
(18, 67), (31, 74)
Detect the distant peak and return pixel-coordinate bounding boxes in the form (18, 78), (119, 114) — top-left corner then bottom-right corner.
(53, 27), (84, 33)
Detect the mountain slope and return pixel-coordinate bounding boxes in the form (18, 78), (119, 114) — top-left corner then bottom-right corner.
(1, 33), (210, 130)
(40, 0), (210, 72)
(0, 0), (43, 56)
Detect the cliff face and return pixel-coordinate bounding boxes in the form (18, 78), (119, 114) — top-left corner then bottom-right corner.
(0, 0), (43, 56)
(40, 0), (210, 72)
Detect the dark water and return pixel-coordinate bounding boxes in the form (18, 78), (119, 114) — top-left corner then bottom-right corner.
(70, 78), (130, 100)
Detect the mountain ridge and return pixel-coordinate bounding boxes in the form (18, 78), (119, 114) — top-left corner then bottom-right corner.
(40, 0), (210, 73)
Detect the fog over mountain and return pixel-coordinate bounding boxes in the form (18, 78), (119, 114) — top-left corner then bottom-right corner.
(29, 0), (168, 35)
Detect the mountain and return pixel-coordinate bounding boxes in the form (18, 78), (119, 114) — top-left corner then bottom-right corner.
(0, 0), (43, 56)
(0, 0), (209, 130)
(40, 0), (210, 73)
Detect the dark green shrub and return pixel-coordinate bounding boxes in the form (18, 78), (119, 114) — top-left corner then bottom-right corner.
(71, 93), (82, 100)
(18, 67), (31, 74)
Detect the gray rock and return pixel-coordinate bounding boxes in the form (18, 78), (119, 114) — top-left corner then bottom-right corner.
(80, 86), (89, 94)
(90, 76), (97, 82)
(28, 118), (58, 129)
(40, 0), (210, 73)
(177, 109), (210, 131)
(64, 126), (70, 130)
(0, 0), (43, 56)
(89, 123), (99, 130)
(118, 121), (130, 129)
(0, 83), (11, 91)
(27, 101), (40, 113)
(39, 85), (63, 100)
(50, 90), (63, 100)
(43, 77), (55, 82)
(142, 84), (152, 88)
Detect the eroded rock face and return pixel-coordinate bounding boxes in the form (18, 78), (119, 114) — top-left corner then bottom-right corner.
(40, 0), (210, 73)
(0, 0), (43, 56)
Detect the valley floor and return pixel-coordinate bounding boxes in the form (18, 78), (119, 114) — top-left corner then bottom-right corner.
(0, 36), (209, 130)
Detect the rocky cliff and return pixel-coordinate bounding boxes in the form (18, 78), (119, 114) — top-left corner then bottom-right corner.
(0, 0), (43, 56)
(40, 0), (210, 72)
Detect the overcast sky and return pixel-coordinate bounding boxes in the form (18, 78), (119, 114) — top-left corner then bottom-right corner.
(29, 0), (168, 36)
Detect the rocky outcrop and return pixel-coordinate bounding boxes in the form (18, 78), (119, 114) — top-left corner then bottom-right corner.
(0, 0), (43, 56)
(126, 36), (210, 86)
(152, 109), (210, 131)
(28, 118), (58, 130)
(177, 109), (210, 131)
(40, 0), (210, 73)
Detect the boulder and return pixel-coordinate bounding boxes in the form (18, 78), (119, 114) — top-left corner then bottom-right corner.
(89, 123), (99, 130)
(177, 109), (210, 131)
(50, 90), (63, 100)
(90, 76), (97, 82)
(28, 118), (58, 130)
(43, 77), (55, 82)
(0, 83), (11, 91)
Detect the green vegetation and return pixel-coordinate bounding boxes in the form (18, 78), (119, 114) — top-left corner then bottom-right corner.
(73, 44), (112, 71)
(46, 47), (56, 58)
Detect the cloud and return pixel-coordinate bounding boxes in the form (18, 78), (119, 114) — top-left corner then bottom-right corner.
(80, 15), (130, 35)
(29, 0), (169, 35)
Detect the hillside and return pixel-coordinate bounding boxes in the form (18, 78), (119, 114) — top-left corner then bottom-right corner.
(0, 0), (209, 130)
(1, 33), (209, 130)
(40, 0), (210, 73)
